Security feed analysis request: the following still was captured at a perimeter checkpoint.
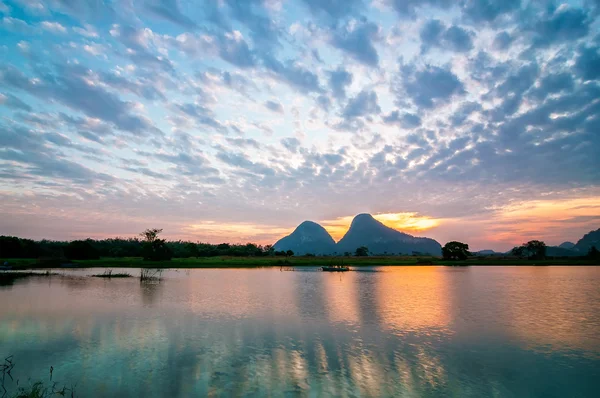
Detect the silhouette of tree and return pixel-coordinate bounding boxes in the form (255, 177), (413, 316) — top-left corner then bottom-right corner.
(285, 250), (294, 257)
(355, 246), (369, 257)
(511, 246), (525, 258)
(64, 240), (100, 260)
(511, 240), (546, 260)
(140, 228), (172, 261)
(588, 246), (600, 260)
(442, 241), (471, 260)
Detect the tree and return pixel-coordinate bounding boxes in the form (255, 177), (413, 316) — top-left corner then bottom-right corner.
(263, 245), (275, 256)
(511, 246), (526, 258)
(525, 240), (546, 259)
(588, 246), (600, 260)
(285, 250), (294, 257)
(355, 246), (369, 257)
(511, 240), (547, 260)
(442, 241), (471, 260)
(64, 240), (100, 260)
(140, 228), (172, 261)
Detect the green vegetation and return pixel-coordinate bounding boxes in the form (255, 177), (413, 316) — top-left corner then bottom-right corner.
(1, 356), (75, 398)
(442, 241), (471, 260)
(0, 234), (281, 261)
(2, 255), (597, 270)
(140, 228), (172, 261)
(2, 233), (599, 270)
(511, 240), (547, 260)
(588, 246), (600, 260)
(354, 246), (369, 257)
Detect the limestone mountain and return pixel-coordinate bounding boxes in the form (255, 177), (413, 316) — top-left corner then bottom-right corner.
(574, 228), (600, 253)
(335, 213), (442, 255)
(558, 241), (575, 250)
(273, 221), (336, 255)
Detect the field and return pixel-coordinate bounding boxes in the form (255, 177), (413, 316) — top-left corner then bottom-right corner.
(2, 256), (598, 269)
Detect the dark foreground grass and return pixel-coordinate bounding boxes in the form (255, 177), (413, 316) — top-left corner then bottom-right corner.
(3, 256), (598, 269)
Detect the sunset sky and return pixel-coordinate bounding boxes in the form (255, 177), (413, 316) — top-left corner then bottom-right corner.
(0, 0), (599, 251)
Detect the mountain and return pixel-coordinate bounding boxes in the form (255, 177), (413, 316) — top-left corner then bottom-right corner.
(335, 214), (442, 255)
(546, 246), (579, 257)
(273, 221), (336, 255)
(574, 228), (600, 253)
(558, 241), (575, 250)
(474, 250), (503, 256)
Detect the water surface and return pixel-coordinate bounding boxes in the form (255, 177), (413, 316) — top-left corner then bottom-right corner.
(1, 266), (599, 397)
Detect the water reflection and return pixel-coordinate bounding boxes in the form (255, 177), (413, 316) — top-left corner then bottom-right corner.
(0, 267), (598, 397)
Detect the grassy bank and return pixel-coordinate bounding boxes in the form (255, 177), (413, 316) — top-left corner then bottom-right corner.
(2, 256), (598, 269)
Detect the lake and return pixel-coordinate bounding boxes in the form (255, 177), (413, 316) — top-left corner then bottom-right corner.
(1, 266), (599, 397)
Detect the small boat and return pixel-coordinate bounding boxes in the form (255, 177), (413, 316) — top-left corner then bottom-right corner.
(322, 266), (349, 272)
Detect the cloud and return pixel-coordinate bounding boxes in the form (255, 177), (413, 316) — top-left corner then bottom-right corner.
(1, 0), (599, 250)
(111, 25), (175, 72)
(382, 110), (421, 128)
(262, 55), (322, 93)
(0, 124), (113, 184)
(281, 137), (301, 152)
(528, 5), (591, 48)
(144, 0), (198, 28)
(300, 0), (364, 19)
(175, 31), (256, 68)
(0, 65), (161, 135)
(40, 21), (67, 34)
(331, 19), (380, 66)
(1, 16), (35, 34)
(174, 102), (227, 133)
(264, 100), (284, 113)
(462, 0), (521, 24)
(0, 93), (32, 111)
(328, 67), (353, 99)
(574, 45), (600, 81)
(342, 89), (381, 119)
(223, 0), (281, 49)
(399, 64), (465, 109)
(226, 137), (261, 149)
(450, 101), (481, 126)
(493, 31), (513, 50)
(420, 20), (474, 53)
(386, 0), (452, 18)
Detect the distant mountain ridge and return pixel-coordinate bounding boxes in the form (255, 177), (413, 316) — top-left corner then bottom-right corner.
(574, 228), (600, 253)
(274, 213), (442, 256)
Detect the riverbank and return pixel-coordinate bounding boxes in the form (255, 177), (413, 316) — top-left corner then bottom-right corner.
(2, 256), (598, 269)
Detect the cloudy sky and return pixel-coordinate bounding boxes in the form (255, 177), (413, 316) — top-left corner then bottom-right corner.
(0, 0), (599, 251)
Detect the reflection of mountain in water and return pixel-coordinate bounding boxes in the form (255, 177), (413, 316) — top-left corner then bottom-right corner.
(0, 268), (598, 397)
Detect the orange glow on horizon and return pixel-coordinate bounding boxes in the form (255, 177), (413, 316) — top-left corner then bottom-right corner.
(477, 196), (600, 246)
(321, 212), (441, 241)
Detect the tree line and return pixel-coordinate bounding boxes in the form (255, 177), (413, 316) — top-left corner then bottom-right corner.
(0, 229), (289, 261)
(2, 232), (599, 262)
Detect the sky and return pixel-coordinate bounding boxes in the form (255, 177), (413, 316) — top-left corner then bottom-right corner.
(0, 0), (599, 251)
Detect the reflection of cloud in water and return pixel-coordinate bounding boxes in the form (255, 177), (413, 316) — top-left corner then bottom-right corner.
(376, 267), (452, 336)
(0, 267), (599, 397)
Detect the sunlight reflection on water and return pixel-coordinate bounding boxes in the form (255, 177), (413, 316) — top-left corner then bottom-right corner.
(1, 266), (599, 397)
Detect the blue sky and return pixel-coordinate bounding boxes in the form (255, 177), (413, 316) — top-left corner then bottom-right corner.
(0, 0), (599, 250)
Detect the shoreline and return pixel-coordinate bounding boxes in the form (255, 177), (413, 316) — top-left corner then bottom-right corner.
(2, 256), (598, 269)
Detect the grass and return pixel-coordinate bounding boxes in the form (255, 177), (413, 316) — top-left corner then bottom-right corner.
(2, 256), (598, 270)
